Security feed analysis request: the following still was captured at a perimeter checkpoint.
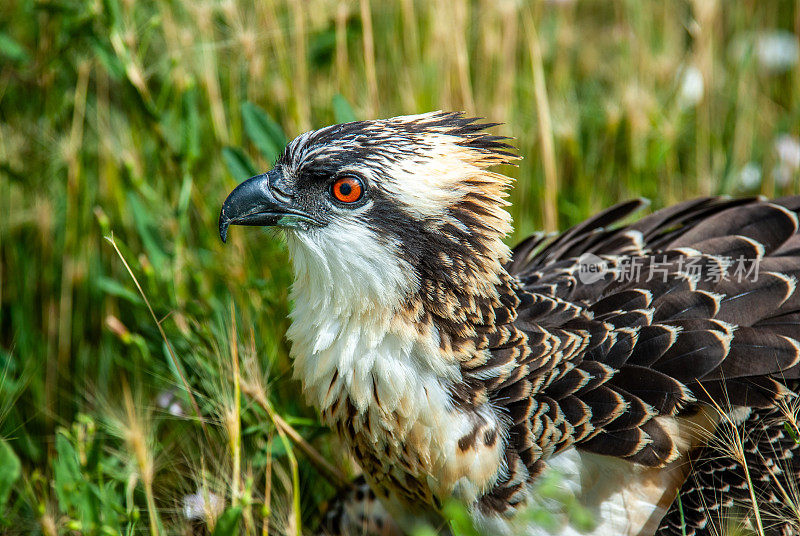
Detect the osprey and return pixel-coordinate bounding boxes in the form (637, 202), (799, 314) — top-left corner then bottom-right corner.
(219, 112), (800, 536)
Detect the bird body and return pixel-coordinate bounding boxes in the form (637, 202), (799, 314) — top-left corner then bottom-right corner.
(220, 112), (800, 535)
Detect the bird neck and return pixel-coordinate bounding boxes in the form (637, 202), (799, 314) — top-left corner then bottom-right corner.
(282, 203), (523, 411)
(284, 229), (520, 505)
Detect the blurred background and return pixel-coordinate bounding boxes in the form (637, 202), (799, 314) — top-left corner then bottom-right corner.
(1, 0), (799, 534)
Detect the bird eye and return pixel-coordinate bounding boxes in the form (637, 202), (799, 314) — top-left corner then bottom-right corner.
(330, 176), (364, 204)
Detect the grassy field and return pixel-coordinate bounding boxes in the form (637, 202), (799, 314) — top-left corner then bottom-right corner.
(1, 0), (799, 534)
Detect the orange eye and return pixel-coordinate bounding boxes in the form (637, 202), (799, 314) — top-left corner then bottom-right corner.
(331, 176), (364, 203)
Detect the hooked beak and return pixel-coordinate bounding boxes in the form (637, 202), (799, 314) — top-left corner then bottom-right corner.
(218, 168), (314, 243)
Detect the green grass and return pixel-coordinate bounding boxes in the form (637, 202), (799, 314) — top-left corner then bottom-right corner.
(1, 0), (799, 534)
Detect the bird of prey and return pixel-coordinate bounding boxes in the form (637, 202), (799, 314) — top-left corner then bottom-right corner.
(219, 112), (800, 536)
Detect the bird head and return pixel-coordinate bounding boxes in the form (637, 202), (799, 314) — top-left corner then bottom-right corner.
(219, 112), (517, 315)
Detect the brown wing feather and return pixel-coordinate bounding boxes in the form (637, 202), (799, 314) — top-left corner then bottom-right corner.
(484, 197), (800, 483)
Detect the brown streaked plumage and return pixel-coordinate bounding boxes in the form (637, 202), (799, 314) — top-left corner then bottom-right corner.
(220, 112), (800, 536)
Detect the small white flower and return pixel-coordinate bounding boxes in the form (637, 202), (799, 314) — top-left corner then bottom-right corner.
(738, 162), (762, 190)
(183, 490), (224, 521)
(730, 31), (799, 74)
(775, 134), (800, 171)
(156, 390), (185, 417)
(757, 31), (799, 73)
(677, 65), (704, 108)
(168, 402), (185, 417)
(156, 391), (173, 409)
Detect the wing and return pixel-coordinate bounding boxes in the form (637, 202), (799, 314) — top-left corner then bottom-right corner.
(466, 197), (800, 511)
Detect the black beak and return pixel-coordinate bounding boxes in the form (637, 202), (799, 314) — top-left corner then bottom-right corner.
(219, 168), (310, 243)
